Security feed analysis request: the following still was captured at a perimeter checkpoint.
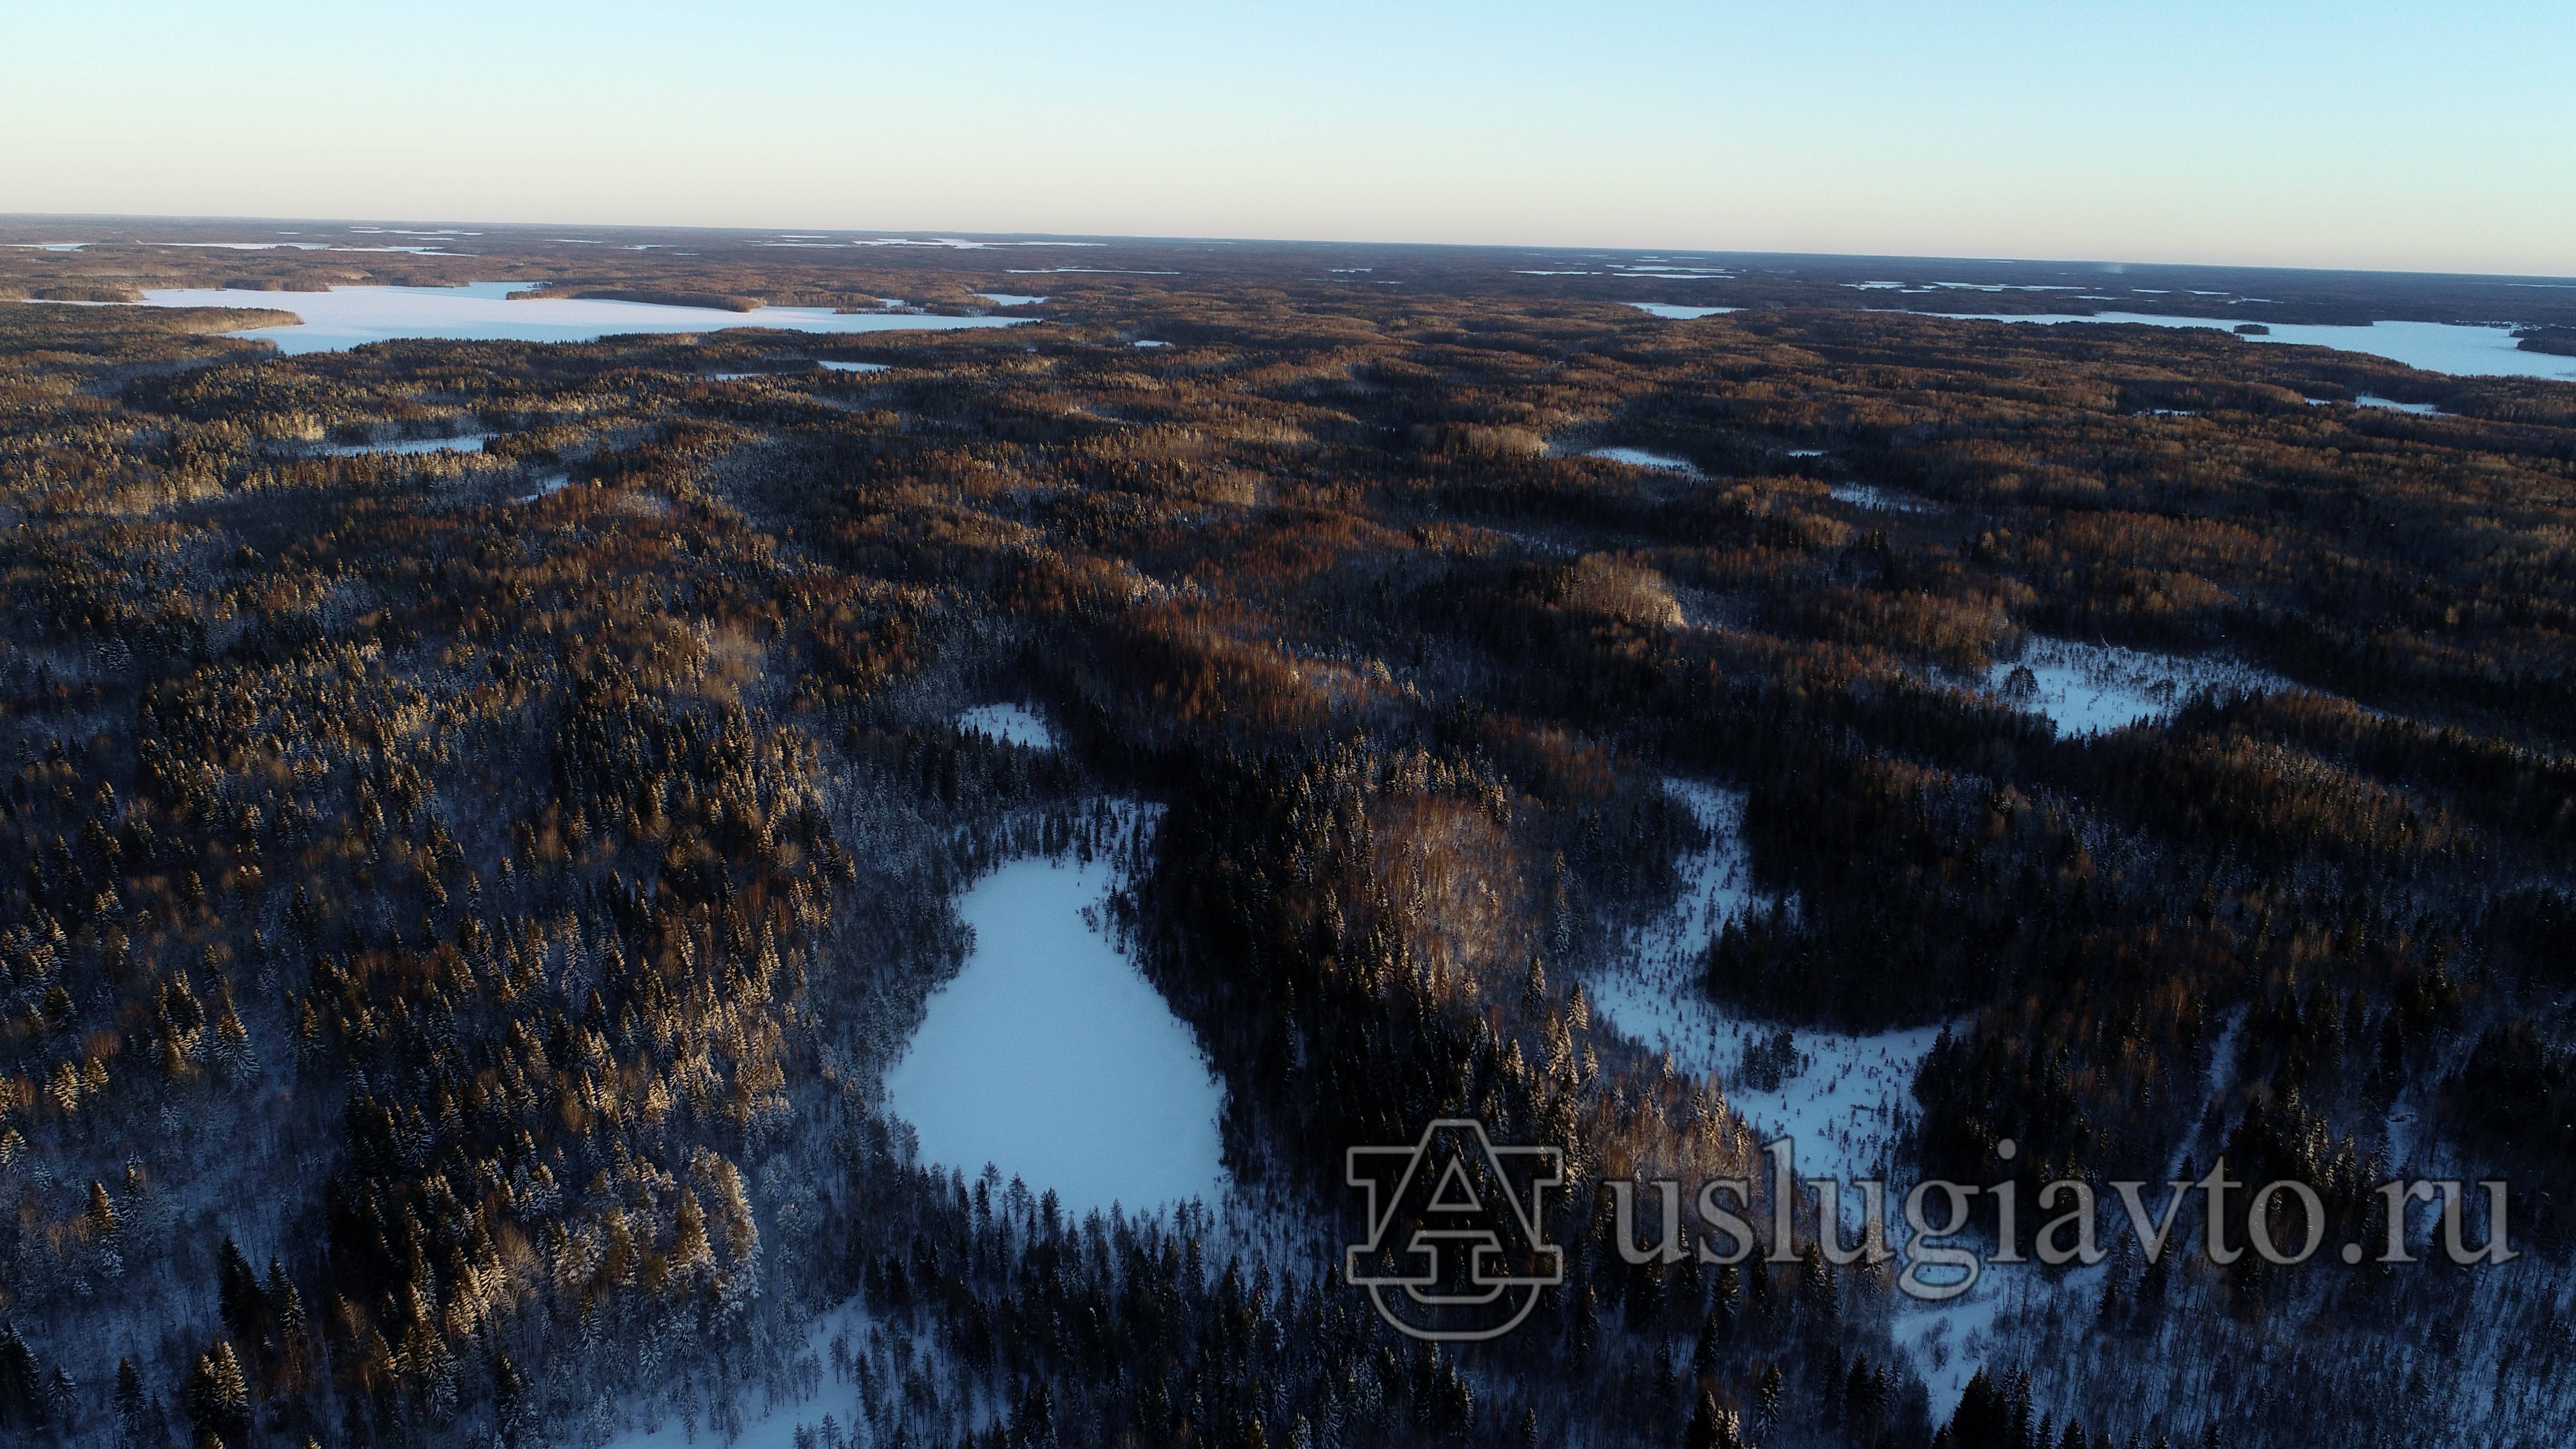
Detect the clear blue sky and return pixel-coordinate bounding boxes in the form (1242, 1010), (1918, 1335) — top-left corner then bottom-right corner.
(8, 0), (2571, 274)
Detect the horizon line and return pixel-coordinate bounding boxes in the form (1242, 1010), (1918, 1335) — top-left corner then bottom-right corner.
(4, 212), (2571, 287)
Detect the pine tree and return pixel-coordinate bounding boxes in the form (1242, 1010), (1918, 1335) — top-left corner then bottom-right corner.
(116, 1357), (147, 1435)
(211, 1002), (260, 1086)
(1683, 1388), (1739, 1449)
(0, 1323), (45, 1430)
(182, 1341), (249, 1443)
(1753, 1362), (1782, 1436)
(217, 1240), (268, 1347)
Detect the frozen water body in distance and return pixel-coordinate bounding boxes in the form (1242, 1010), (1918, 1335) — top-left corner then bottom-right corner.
(1924, 311), (2576, 381)
(1830, 482), (1936, 512)
(1588, 446), (1700, 474)
(1627, 302), (1737, 320)
(95, 283), (1029, 354)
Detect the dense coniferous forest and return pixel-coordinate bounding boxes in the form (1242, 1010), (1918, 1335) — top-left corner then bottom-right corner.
(2, 220), (2574, 1448)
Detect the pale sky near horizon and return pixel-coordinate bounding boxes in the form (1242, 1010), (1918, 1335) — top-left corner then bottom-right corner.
(6, 0), (2571, 276)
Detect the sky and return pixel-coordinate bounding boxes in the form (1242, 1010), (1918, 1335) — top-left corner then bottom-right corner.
(6, 0), (2572, 275)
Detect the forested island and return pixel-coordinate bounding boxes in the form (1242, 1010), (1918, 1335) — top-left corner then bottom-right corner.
(3, 220), (2575, 1449)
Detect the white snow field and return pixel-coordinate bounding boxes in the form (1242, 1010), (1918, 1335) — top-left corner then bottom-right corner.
(956, 703), (1059, 751)
(1988, 638), (2293, 736)
(882, 805), (1225, 1220)
(1587, 445), (1703, 474)
(1585, 781), (1939, 1189)
(1579, 779), (2040, 1412)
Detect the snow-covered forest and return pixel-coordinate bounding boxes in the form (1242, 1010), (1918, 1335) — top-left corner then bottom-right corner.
(4, 225), (2576, 1448)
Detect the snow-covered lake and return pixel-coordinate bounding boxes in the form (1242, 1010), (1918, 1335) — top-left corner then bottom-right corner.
(709, 361), (890, 380)
(1988, 638), (2292, 735)
(883, 804), (1224, 1218)
(1926, 311), (2576, 381)
(84, 281), (1028, 354)
(973, 293), (1048, 306)
(1627, 303), (1737, 320)
(1830, 482), (1937, 512)
(307, 433), (491, 456)
(1587, 445), (1700, 474)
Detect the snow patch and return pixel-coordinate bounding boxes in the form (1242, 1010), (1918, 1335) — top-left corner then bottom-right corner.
(1830, 482), (1937, 513)
(1584, 781), (1940, 1188)
(956, 703), (1057, 751)
(1988, 639), (2293, 736)
(1587, 446), (1700, 475)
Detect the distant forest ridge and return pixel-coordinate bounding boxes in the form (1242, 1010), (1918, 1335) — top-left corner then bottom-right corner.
(5, 216), (2576, 329)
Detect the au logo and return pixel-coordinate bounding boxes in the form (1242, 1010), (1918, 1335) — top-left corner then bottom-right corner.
(1345, 1119), (1563, 1341)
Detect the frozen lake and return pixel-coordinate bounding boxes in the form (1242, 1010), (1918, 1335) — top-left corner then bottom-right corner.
(708, 361), (890, 380)
(1989, 638), (2293, 735)
(309, 433), (490, 456)
(1928, 311), (2576, 381)
(96, 281), (1027, 354)
(883, 804), (1225, 1217)
(1830, 482), (1938, 512)
(1587, 445), (1700, 474)
(1627, 302), (1737, 320)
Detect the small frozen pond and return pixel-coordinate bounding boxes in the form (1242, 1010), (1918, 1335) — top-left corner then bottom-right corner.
(2354, 394), (2441, 415)
(958, 703), (1057, 750)
(1926, 311), (2576, 381)
(883, 806), (1224, 1216)
(1588, 445), (1700, 474)
(309, 433), (490, 456)
(708, 361), (890, 380)
(86, 281), (1027, 354)
(1830, 482), (1937, 512)
(1627, 303), (1737, 320)
(1988, 638), (2292, 735)
(514, 474), (572, 504)
(974, 293), (1049, 306)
